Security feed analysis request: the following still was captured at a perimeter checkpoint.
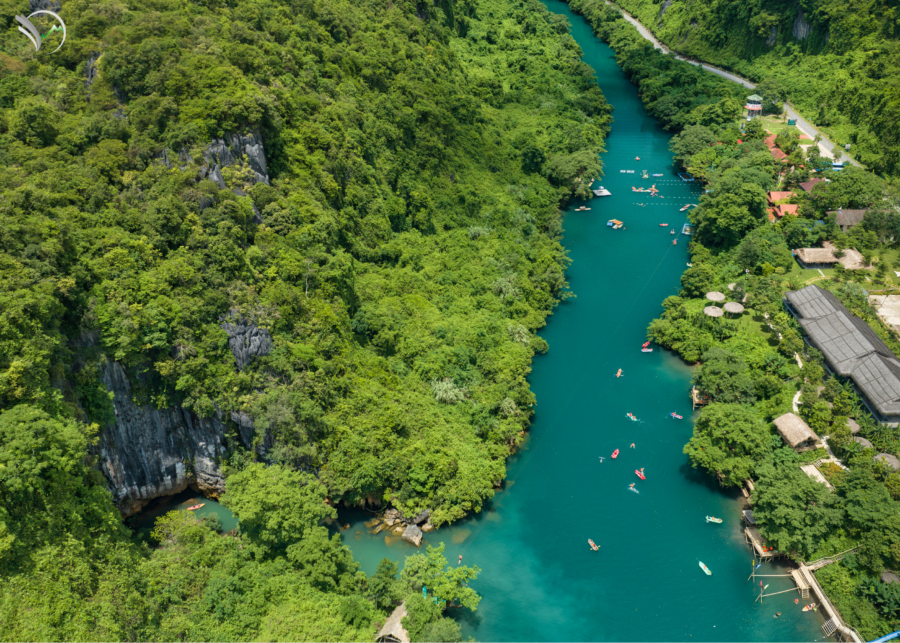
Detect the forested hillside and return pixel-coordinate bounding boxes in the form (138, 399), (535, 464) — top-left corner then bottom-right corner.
(607, 0), (900, 174)
(571, 0), (900, 638)
(0, 0), (611, 637)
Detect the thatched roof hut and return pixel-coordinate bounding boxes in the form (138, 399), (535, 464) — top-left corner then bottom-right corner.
(875, 453), (900, 471)
(706, 291), (726, 302)
(851, 436), (874, 449)
(773, 413), (820, 451)
(703, 306), (723, 318)
(376, 602), (410, 643)
(724, 302), (745, 314)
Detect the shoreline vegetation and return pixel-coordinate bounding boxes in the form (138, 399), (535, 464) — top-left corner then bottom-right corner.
(0, 0), (612, 638)
(601, 0), (900, 176)
(566, 0), (900, 638)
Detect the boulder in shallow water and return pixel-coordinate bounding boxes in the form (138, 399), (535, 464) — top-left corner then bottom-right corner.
(411, 509), (431, 525)
(402, 524), (423, 547)
(421, 522), (434, 533)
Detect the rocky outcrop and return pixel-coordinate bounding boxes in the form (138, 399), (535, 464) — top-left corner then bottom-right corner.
(793, 7), (812, 40)
(84, 53), (100, 93)
(659, 0), (673, 17)
(29, 0), (60, 10)
(766, 27), (778, 47)
(410, 509), (431, 525)
(402, 524), (423, 546)
(98, 360), (228, 516)
(159, 130), (270, 190)
(221, 318), (273, 370)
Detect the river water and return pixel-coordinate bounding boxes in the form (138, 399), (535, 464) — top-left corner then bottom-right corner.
(339, 2), (829, 641)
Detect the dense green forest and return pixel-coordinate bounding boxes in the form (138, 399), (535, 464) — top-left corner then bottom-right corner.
(605, 0), (900, 175)
(570, 0), (900, 638)
(0, 0), (613, 637)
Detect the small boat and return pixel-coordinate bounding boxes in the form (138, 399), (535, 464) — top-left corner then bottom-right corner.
(583, 208), (591, 211)
(641, 348), (653, 353)
(187, 503), (205, 511)
(616, 369), (622, 378)
(802, 603), (817, 612)
(673, 239), (677, 245)
(652, 173), (663, 177)
(635, 156), (640, 160)
(659, 223), (669, 227)
(612, 449), (619, 459)
(671, 412), (683, 419)
(706, 516), (722, 523)
(642, 341), (650, 348)
(680, 203), (697, 212)
(607, 219), (623, 229)
(588, 539), (600, 551)
(699, 562), (712, 575)
(635, 469), (646, 480)
(627, 414), (638, 421)
(670, 230), (675, 234)
(686, 263), (692, 267)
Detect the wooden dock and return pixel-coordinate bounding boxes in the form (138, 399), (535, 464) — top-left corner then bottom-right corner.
(744, 526), (784, 559)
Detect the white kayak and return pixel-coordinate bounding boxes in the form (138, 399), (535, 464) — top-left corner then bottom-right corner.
(699, 561), (711, 575)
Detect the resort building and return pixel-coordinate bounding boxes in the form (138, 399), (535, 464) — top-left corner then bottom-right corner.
(773, 413), (821, 452)
(826, 208), (869, 232)
(764, 134), (788, 162)
(799, 177), (826, 194)
(785, 285), (900, 425)
(793, 243), (867, 270)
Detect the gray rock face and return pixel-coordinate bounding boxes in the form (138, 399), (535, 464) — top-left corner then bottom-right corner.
(793, 8), (812, 39)
(85, 53), (100, 93)
(98, 360), (227, 516)
(221, 318), (273, 370)
(411, 509), (431, 525)
(203, 130), (269, 186)
(765, 26), (778, 46)
(30, 0), (61, 11)
(402, 524), (423, 547)
(659, 0), (673, 17)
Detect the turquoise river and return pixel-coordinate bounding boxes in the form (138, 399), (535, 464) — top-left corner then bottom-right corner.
(132, 3), (834, 640)
(340, 3), (830, 641)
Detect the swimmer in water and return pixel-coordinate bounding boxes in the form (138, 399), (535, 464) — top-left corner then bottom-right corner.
(599, 456), (605, 462)
(629, 483), (635, 488)
(630, 443), (635, 448)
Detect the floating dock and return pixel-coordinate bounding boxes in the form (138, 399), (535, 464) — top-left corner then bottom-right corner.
(682, 223), (694, 235)
(593, 187), (611, 197)
(678, 172), (695, 182)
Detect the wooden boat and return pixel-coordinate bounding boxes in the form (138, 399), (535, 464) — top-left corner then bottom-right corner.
(187, 503), (205, 511)
(706, 516), (722, 523)
(612, 449), (619, 459)
(802, 603), (817, 612)
(671, 412), (683, 419)
(699, 561), (712, 575)
(588, 539), (600, 551)
(635, 469), (646, 480)
(659, 223), (669, 227)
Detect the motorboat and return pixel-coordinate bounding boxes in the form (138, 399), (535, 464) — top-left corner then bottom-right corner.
(612, 449), (619, 459)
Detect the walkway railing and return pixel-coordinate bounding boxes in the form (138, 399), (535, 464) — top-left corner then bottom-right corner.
(804, 547), (861, 571)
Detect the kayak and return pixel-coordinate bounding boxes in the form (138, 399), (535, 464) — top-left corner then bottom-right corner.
(616, 369), (622, 378)
(699, 562), (712, 575)
(588, 539), (600, 551)
(187, 503), (205, 511)
(642, 341), (650, 348)
(706, 516), (722, 524)
(612, 449), (619, 459)
(659, 223), (669, 227)
(635, 470), (646, 480)
(671, 412), (683, 419)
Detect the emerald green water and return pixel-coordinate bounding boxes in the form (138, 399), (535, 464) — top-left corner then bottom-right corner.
(340, 4), (830, 641)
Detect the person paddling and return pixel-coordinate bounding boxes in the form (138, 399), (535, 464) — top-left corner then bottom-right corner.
(630, 443), (635, 449)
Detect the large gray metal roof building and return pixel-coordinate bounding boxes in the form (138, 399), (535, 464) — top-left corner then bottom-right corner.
(785, 285), (900, 424)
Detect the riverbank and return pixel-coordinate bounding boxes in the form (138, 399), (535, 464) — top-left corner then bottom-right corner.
(340, 1), (828, 638)
(601, 2), (858, 167)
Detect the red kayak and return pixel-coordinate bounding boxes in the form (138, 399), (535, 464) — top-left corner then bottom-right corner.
(612, 449), (619, 459)
(635, 470), (646, 480)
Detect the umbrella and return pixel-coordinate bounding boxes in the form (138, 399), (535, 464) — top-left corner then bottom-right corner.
(706, 291), (726, 302)
(724, 302), (745, 314)
(703, 306), (724, 318)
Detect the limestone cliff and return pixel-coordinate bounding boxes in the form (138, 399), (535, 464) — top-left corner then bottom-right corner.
(98, 360), (228, 516)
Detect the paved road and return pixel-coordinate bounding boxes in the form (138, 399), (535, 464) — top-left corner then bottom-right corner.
(611, 6), (859, 166)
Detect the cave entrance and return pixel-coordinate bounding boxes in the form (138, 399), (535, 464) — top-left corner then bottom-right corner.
(126, 488), (238, 535)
